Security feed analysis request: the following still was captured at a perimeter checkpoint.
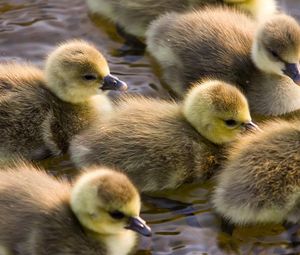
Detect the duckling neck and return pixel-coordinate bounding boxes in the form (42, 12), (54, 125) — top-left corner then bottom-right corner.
(247, 73), (300, 116)
(87, 229), (137, 255)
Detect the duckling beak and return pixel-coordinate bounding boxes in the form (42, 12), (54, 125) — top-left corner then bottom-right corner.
(125, 216), (152, 237)
(101, 74), (128, 91)
(283, 63), (300, 85)
(243, 121), (261, 132)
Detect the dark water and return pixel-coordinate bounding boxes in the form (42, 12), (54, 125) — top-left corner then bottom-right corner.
(0, 0), (300, 254)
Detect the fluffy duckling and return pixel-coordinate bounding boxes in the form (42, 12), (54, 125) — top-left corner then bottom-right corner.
(0, 163), (151, 255)
(87, 0), (276, 38)
(213, 120), (300, 225)
(70, 80), (259, 192)
(0, 40), (127, 162)
(146, 9), (300, 117)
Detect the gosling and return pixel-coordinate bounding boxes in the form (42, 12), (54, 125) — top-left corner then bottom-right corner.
(70, 80), (259, 193)
(213, 120), (300, 225)
(0, 163), (151, 255)
(86, 0), (276, 38)
(146, 9), (300, 117)
(0, 40), (127, 162)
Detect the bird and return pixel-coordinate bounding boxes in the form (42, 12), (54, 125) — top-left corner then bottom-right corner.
(70, 80), (259, 193)
(0, 39), (127, 163)
(212, 119), (300, 225)
(0, 163), (151, 255)
(146, 9), (300, 118)
(86, 0), (277, 38)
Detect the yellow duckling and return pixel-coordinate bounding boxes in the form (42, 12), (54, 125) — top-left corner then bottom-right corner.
(0, 40), (127, 162)
(87, 0), (276, 38)
(146, 9), (300, 117)
(0, 163), (151, 255)
(213, 120), (300, 225)
(70, 80), (259, 192)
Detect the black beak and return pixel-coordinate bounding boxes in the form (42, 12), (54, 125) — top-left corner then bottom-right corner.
(125, 216), (152, 237)
(101, 74), (128, 91)
(283, 63), (300, 85)
(243, 121), (261, 132)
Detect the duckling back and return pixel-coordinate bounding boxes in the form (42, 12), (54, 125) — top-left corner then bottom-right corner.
(146, 7), (255, 95)
(213, 120), (300, 225)
(0, 63), (43, 95)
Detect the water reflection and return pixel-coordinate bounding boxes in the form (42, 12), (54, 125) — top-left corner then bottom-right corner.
(0, 0), (300, 254)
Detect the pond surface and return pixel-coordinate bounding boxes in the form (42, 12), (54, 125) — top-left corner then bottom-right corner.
(0, 0), (300, 254)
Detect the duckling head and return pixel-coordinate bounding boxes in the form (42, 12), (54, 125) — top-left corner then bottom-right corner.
(70, 167), (151, 237)
(45, 40), (127, 104)
(183, 80), (258, 144)
(252, 14), (300, 85)
(224, 0), (277, 21)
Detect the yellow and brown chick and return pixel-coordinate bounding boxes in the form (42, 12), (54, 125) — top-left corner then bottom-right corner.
(0, 163), (150, 255)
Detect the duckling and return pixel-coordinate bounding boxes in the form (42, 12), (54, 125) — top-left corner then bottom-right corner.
(0, 163), (151, 255)
(0, 40), (127, 163)
(70, 80), (259, 192)
(146, 9), (300, 117)
(213, 120), (300, 225)
(87, 0), (276, 38)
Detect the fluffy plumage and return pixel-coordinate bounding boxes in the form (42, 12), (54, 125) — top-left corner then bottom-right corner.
(0, 163), (150, 255)
(146, 9), (300, 117)
(70, 80), (257, 192)
(213, 120), (300, 225)
(0, 40), (127, 163)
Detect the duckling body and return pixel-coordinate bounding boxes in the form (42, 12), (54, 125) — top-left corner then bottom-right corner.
(70, 80), (257, 192)
(0, 164), (150, 255)
(87, 0), (276, 38)
(213, 120), (300, 225)
(146, 9), (300, 117)
(0, 40), (127, 162)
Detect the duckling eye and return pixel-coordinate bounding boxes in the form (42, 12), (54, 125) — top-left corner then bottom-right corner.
(224, 119), (238, 127)
(109, 210), (125, 220)
(83, 74), (97, 81)
(269, 50), (279, 59)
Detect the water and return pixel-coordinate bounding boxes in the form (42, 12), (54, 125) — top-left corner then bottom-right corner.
(0, 0), (299, 254)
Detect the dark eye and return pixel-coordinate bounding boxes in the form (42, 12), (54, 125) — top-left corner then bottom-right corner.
(270, 50), (279, 59)
(225, 119), (238, 127)
(83, 74), (97, 81)
(109, 210), (125, 220)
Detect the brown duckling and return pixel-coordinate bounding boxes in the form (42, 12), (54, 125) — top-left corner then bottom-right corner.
(0, 40), (127, 163)
(70, 80), (259, 192)
(0, 163), (151, 255)
(146, 9), (300, 117)
(87, 0), (276, 38)
(213, 120), (300, 225)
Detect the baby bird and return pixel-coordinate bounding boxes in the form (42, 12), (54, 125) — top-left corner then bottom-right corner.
(213, 120), (300, 225)
(0, 163), (151, 255)
(86, 0), (276, 38)
(146, 9), (300, 117)
(0, 40), (127, 163)
(70, 80), (259, 192)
